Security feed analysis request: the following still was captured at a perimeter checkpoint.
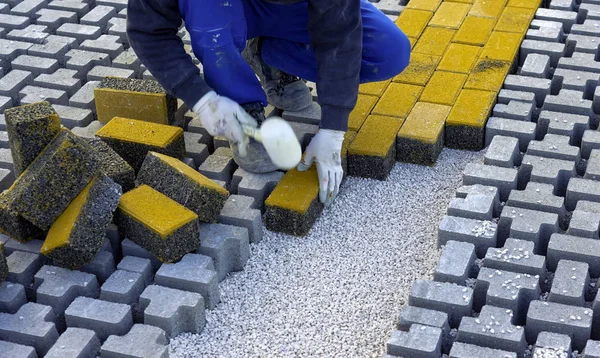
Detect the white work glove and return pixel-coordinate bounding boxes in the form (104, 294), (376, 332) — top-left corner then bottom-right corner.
(297, 129), (345, 207)
(193, 91), (257, 157)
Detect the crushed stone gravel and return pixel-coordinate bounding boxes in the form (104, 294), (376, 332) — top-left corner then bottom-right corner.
(169, 148), (486, 358)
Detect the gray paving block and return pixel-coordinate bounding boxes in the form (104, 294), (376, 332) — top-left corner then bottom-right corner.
(548, 259), (590, 306)
(485, 117), (537, 153)
(484, 135), (520, 169)
(526, 300), (593, 351)
(581, 130), (600, 160)
(0, 39), (32, 70)
(536, 8), (578, 32)
(45, 327), (100, 358)
(0, 340), (37, 358)
(438, 216), (497, 258)
(6, 250), (41, 290)
(70, 120), (104, 138)
(457, 305), (527, 356)
(10, 0), (45, 19)
(518, 154), (576, 196)
(1, 238), (43, 257)
(547, 233), (600, 276)
(7, 24), (48, 43)
(572, 18), (600, 37)
(64, 50), (110, 79)
(69, 80), (99, 111)
(33, 68), (80, 97)
(80, 35), (123, 59)
(34, 265), (100, 317)
(549, 0), (575, 11)
(0, 13), (29, 31)
(47, 0), (90, 17)
(0, 302), (58, 356)
(97, 0), (127, 11)
(504, 75), (551, 108)
(462, 163), (518, 202)
(474, 267), (540, 324)
(35, 8), (77, 32)
(542, 89), (593, 118)
(372, 0), (404, 15)
(537, 111), (590, 147)
(448, 342), (517, 358)
(87, 65), (134, 82)
(532, 331), (572, 357)
(434, 241), (476, 285)
(288, 120), (318, 150)
(64, 296), (133, 341)
(282, 102), (320, 125)
(483, 238), (547, 280)
(0, 69), (33, 104)
(183, 132), (209, 168)
(449, 184), (500, 221)
(53, 104), (93, 129)
(506, 182), (569, 229)
(568, 200), (600, 240)
(526, 19), (564, 42)
(112, 48), (141, 76)
(497, 206), (559, 255)
(56, 22), (101, 42)
(78, 251), (116, 285)
(565, 177), (600, 211)
(100, 324), (168, 358)
(397, 306), (450, 335)
(230, 168), (283, 210)
(519, 53), (550, 78)
(520, 39), (566, 69)
(107, 17), (127, 44)
(493, 100), (534, 122)
(27, 35), (76, 64)
(80, 5), (116, 31)
(583, 340), (600, 358)
(154, 254), (219, 309)
(0, 167), (13, 191)
(595, 293), (600, 340)
(408, 279), (473, 328)
(19, 85), (68, 105)
(553, 68), (600, 101)
(0, 148), (13, 171)
(585, 149), (600, 180)
(120, 239), (162, 272)
(386, 325), (442, 358)
(198, 147), (237, 183)
(197, 223), (249, 281)
(138, 284), (205, 338)
(0, 281), (26, 314)
(498, 89), (536, 106)
(100, 269), (146, 305)
(116, 256), (153, 287)
(218, 194), (263, 244)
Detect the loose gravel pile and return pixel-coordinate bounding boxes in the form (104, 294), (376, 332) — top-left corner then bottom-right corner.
(169, 148), (485, 358)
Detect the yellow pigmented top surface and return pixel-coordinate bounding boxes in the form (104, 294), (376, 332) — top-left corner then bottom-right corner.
(118, 185), (198, 238)
(398, 102), (450, 144)
(453, 16), (496, 46)
(507, 0), (541, 9)
(480, 31), (523, 62)
(341, 131), (357, 159)
(151, 152), (228, 195)
(429, 2), (471, 29)
(372, 83), (423, 118)
(469, 0), (508, 18)
(42, 176), (93, 255)
(94, 88), (169, 125)
(464, 59), (512, 92)
(359, 80), (391, 97)
(438, 43), (481, 73)
(265, 166), (319, 213)
(420, 71), (468, 106)
(446, 89), (497, 127)
(395, 9), (433, 38)
(349, 115), (404, 157)
(406, 0), (442, 12)
(348, 95), (378, 132)
(95, 117), (183, 148)
(394, 53), (441, 86)
(413, 27), (456, 56)
(495, 6), (535, 34)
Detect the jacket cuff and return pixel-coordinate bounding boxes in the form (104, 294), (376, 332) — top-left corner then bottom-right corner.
(173, 74), (213, 110)
(319, 104), (351, 132)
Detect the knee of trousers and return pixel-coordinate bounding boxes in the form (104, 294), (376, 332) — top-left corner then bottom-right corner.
(371, 28), (412, 81)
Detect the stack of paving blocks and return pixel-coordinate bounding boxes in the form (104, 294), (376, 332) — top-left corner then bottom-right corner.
(382, 0), (600, 356)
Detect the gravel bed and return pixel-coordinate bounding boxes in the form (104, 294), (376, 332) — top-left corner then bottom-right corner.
(169, 148), (485, 358)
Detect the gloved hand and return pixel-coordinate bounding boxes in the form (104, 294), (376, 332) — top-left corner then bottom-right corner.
(193, 91), (257, 157)
(297, 129), (345, 207)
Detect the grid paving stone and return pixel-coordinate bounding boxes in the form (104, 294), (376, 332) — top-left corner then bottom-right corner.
(408, 279), (473, 328)
(218, 195), (263, 244)
(0, 281), (26, 314)
(434, 240), (476, 285)
(100, 324), (169, 358)
(64, 296), (133, 341)
(45, 327), (100, 358)
(548, 259), (590, 306)
(567, 200), (600, 240)
(386, 324), (442, 358)
(197, 223), (250, 282)
(0, 302), (59, 356)
(547, 233), (600, 276)
(483, 238), (547, 281)
(449, 184), (500, 221)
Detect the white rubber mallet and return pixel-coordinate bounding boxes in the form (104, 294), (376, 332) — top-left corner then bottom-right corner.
(242, 117), (302, 170)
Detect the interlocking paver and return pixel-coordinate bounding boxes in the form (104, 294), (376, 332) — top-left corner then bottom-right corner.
(386, 324), (442, 358)
(408, 279), (473, 328)
(547, 233), (600, 276)
(484, 135), (520, 168)
(0, 302), (59, 356)
(506, 182), (569, 229)
(462, 163), (518, 201)
(568, 200), (600, 240)
(100, 324), (169, 358)
(80, 5), (116, 30)
(0, 281), (27, 314)
(0, 340), (37, 358)
(197, 223), (249, 281)
(548, 259), (590, 306)
(485, 117), (537, 152)
(537, 111), (590, 147)
(532, 332), (572, 358)
(64, 296), (133, 341)
(45, 327), (100, 358)
(100, 270), (146, 305)
(35, 8), (77, 31)
(518, 154), (576, 196)
(565, 177), (600, 211)
(434, 241), (476, 285)
(33, 68), (81, 97)
(448, 342), (517, 358)
(483, 238), (547, 280)
(497, 206), (559, 255)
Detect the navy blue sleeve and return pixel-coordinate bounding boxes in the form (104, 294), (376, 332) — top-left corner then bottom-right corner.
(308, 0), (362, 132)
(126, 0), (212, 109)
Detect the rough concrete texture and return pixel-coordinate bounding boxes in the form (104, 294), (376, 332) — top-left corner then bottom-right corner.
(0, 241), (7, 284)
(84, 137), (136, 192)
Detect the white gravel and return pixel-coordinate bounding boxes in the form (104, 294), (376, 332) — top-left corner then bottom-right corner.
(169, 148), (485, 358)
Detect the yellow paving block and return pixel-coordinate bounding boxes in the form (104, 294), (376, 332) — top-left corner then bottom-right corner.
(464, 59), (512, 92)
(429, 2), (471, 29)
(395, 9), (433, 38)
(406, 0), (442, 12)
(413, 27), (456, 56)
(453, 16), (496, 46)
(437, 43), (481, 73)
(94, 77), (177, 125)
(507, 0), (542, 8)
(409, 37), (418, 48)
(394, 53), (441, 86)
(495, 6), (535, 34)
(349, 115), (404, 157)
(372, 83), (423, 118)
(469, 0), (508, 18)
(419, 71), (467, 106)
(445, 89), (497, 149)
(359, 80), (391, 97)
(480, 31), (523, 63)
(446, 0), (474, 3)
(348, 95), (378, 132)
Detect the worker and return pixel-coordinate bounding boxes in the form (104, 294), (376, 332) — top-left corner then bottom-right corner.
(126, 0), (411, 207)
